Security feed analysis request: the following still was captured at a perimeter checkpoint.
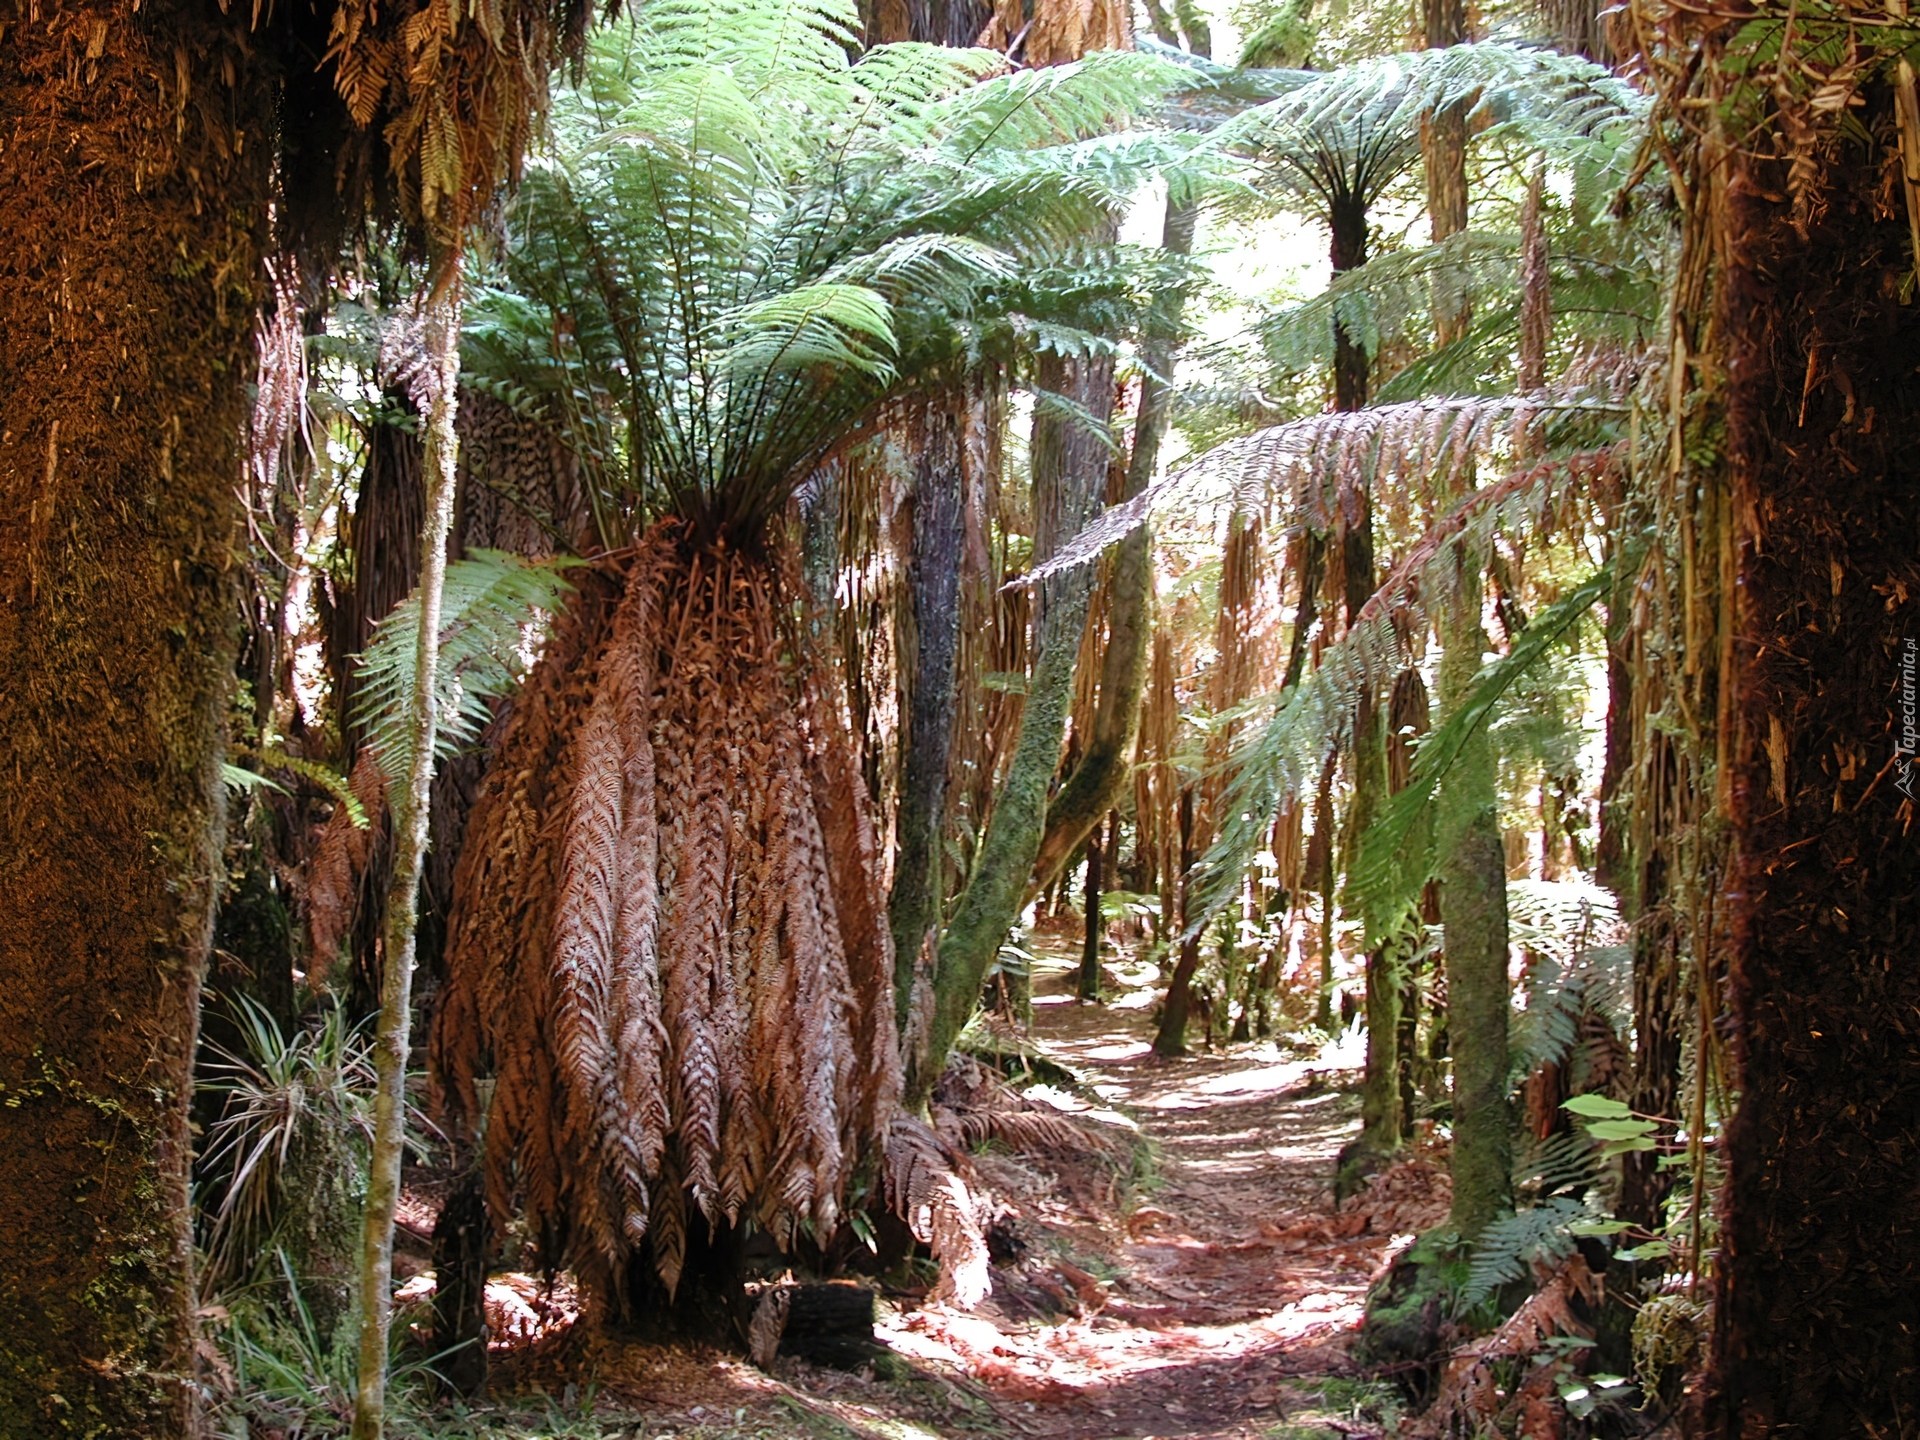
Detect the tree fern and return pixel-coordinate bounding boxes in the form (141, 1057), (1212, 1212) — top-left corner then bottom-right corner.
(470, 1), (1191, 544)
(353, 550), (580, 785)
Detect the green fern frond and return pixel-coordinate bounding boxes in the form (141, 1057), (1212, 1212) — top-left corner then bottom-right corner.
(354, 550), (580, 787)
(465, 1), (1190, 543)
(1462, 1196), (1590, 1306)
(1351, 565), (1612, 945)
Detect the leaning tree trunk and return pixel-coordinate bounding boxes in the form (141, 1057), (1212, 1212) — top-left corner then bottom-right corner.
(1437, 580), (1511, 1241)
(1703, 122), (1920, 1437)
(910, 349), (1110, 1105)
(0, 9), (271, 1435)
(1025, 163), (1201, 903)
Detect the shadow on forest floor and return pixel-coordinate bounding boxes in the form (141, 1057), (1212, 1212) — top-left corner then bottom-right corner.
(405, 933), (1445, 1440)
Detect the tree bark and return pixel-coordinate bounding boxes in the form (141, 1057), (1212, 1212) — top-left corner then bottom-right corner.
(0, 7), (271, 1433)
(1153, 788), (1203, 1055)
(1437, 589), (1511, 1241)
(1078, 816), (1105, 1001)
(1028, 192), (1197, 898)
(1421, 0), (1472, 347)
(910, 350), (1108, 1105)
(1328, 195), (1371, 411)
(353, 281), (463, 1440)
(1348, 516), (1398, 1157)
(1703, 137), (1920, 1437)
(889, 390), (967, 1032)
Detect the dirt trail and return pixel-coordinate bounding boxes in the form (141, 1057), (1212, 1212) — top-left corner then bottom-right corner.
(481, 942), (1440, 1440)
(880, 945), (1433, 1440)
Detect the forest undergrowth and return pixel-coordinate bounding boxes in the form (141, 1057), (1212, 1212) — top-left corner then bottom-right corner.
(225, 933), (1440, 1440)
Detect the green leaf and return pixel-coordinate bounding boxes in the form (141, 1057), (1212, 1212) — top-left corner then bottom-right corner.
(1569, 1218), (1631, 1236)
(1617, 1239), (1672, 1261)
(1584, 1118), (1657, 1141)
(1601, 1136), (1659, 1157)
(1562, 1094), (1633, 1120)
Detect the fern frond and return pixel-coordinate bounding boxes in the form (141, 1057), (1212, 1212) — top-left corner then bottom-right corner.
(1462, 1196), (1589, 1306)
(354, 550), (581, 786)
(1349, 566), (1611, 945)
(1030, 391), (1624, 581)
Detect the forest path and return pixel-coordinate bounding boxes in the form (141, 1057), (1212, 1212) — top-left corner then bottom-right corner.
(880, 938), (1413, 1440)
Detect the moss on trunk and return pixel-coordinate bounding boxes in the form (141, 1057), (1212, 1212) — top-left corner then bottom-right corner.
(0, 4), (271, 1433)
(1437, 599), (1511, 1241)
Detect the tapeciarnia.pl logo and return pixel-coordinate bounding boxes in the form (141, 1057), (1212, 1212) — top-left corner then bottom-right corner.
(1900, 637), (1918, 801)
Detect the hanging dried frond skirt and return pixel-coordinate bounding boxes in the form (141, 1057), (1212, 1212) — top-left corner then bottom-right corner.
(432, 523), (976, 1308)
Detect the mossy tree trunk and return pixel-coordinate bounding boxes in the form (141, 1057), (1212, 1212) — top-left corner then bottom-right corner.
(1025, 180), (1200, 903)
(352, 284), (463, 1440)
(908, 350), (1109, 1105)
(0, 5), (272, 1434)
(1437, 584), (1511, 1241)
(1704, 132), (1920, 1438)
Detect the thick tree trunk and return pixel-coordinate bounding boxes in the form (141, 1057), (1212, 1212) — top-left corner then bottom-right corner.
(0, 8), (270, 1434)
(1704, 140), (1920, 1436)
(890, 390), (967, 1030)
(1437, 594), (1511, 1241)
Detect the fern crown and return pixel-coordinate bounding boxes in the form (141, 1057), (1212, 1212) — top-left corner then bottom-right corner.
(470, 0), (1189, 543)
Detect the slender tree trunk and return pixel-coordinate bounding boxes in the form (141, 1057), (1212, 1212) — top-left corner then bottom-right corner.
(353, 279), (464, 1440)
(1078, 816), (1106, 1000)
(1349, 522), (1398, 1156)
(890, 390), (967, 1030)
(1153, 788), (1203, 1055)
(0, 8), (271, 1433)
(1326, 198), (1396, 1155)
(1422, 0), (1472, 346)
(1438, 585), (1511, 1241)
(1704, 136), (1920, 1438)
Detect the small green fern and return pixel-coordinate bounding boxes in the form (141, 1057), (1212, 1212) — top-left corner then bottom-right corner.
(1462, 1195), (1589, 1306)
(353, 549), (580, 786)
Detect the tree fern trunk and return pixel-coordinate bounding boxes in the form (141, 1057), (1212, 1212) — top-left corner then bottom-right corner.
(1704, 131), (1920, 1438)
(0, 9), (271, 1433)
(353, 280), (464, 1440)
(1437, 593), (1511, 1241)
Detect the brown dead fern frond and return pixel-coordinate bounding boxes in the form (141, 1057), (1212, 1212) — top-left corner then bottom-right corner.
(884, 1116), (991, 1309)
(433, 523), (907, 1301)
(305, 750), (388, 986)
